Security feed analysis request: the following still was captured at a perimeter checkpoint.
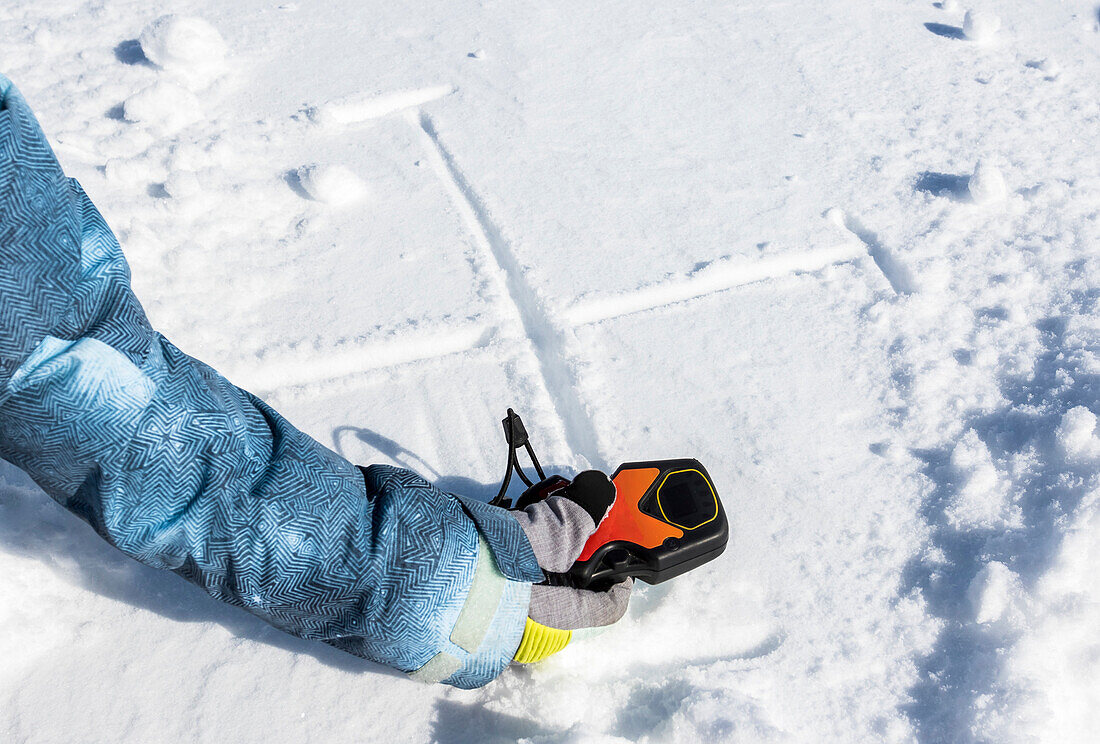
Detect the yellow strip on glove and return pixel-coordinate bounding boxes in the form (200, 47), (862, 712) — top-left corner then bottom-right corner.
(513, 618), (572, 663)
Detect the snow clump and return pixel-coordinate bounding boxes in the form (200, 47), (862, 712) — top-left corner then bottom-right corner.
(1036, 57), (1060, 76)
(823, 206), (846, 228)
(1056, 406), (1100, 461)
(163, 170), (202, 200)
(945, 429), (1018, 529)
(295, 164), (369, 207)
(139, 15), (228, 89)
(940, 0), (960, 12)
(963, 10), (1001, 43)
(968, 159), (1007, 204)
(968, 561), (1024, 627)
(123, 81), (202, 134)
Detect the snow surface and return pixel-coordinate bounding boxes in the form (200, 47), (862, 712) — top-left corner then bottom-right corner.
(1, 1), (1099, 742)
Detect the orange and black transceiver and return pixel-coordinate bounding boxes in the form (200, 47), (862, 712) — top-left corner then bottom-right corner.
(491, 409), (729, 591)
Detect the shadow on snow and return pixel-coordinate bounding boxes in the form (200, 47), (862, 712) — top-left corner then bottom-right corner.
(901, 304), (1100, 741)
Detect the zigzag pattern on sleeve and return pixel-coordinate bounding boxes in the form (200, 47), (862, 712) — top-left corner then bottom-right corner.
(0, 73), (540, 686)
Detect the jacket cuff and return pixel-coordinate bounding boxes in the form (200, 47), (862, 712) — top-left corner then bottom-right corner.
(453, 493), (545, 583)
(405, 535), (532, 689)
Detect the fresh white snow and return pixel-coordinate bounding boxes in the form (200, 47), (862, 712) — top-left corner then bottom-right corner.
(1, 1), (1099, 742)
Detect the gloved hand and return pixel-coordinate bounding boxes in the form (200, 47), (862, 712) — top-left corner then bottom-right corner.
(508, 471), (632, 638)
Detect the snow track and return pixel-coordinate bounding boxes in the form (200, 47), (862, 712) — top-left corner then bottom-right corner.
(411, 110), (604, 468)
(227, 320), (495, 390)
(562, 243), (865, 325)
(830, 209), (916, 296)
(312, 85), (455, 126)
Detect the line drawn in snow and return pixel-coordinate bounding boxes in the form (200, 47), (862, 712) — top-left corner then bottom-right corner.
(246, 234), (864, 389)
(563, 244), (864, 326)
(827, 208), (916, 295)
(228, 321), (494, 390)
(243, 239), (864, 393)
(409, 109), (604, 468)
(309, 85), (455, 126)
(262, 90), (892, 441)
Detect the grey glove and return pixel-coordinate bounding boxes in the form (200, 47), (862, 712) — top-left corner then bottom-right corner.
(509, 471), (633, 630)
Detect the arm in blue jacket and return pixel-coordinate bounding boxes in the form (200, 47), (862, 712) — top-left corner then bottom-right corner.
(0, 74), (549, 688)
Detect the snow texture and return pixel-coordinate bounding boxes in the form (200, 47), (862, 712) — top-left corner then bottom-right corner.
(1, 1), (1099, 742)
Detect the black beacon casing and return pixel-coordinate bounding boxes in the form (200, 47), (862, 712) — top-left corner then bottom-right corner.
(530, 458), (729, 592)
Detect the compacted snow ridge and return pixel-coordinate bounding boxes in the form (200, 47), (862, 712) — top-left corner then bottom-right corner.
(1, 1), (1098, 742)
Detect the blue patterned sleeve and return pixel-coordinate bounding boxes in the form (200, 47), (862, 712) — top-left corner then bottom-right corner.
(0, 74), (542, 688)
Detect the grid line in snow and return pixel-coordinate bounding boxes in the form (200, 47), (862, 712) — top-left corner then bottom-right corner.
(409, 110), (605, 468)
